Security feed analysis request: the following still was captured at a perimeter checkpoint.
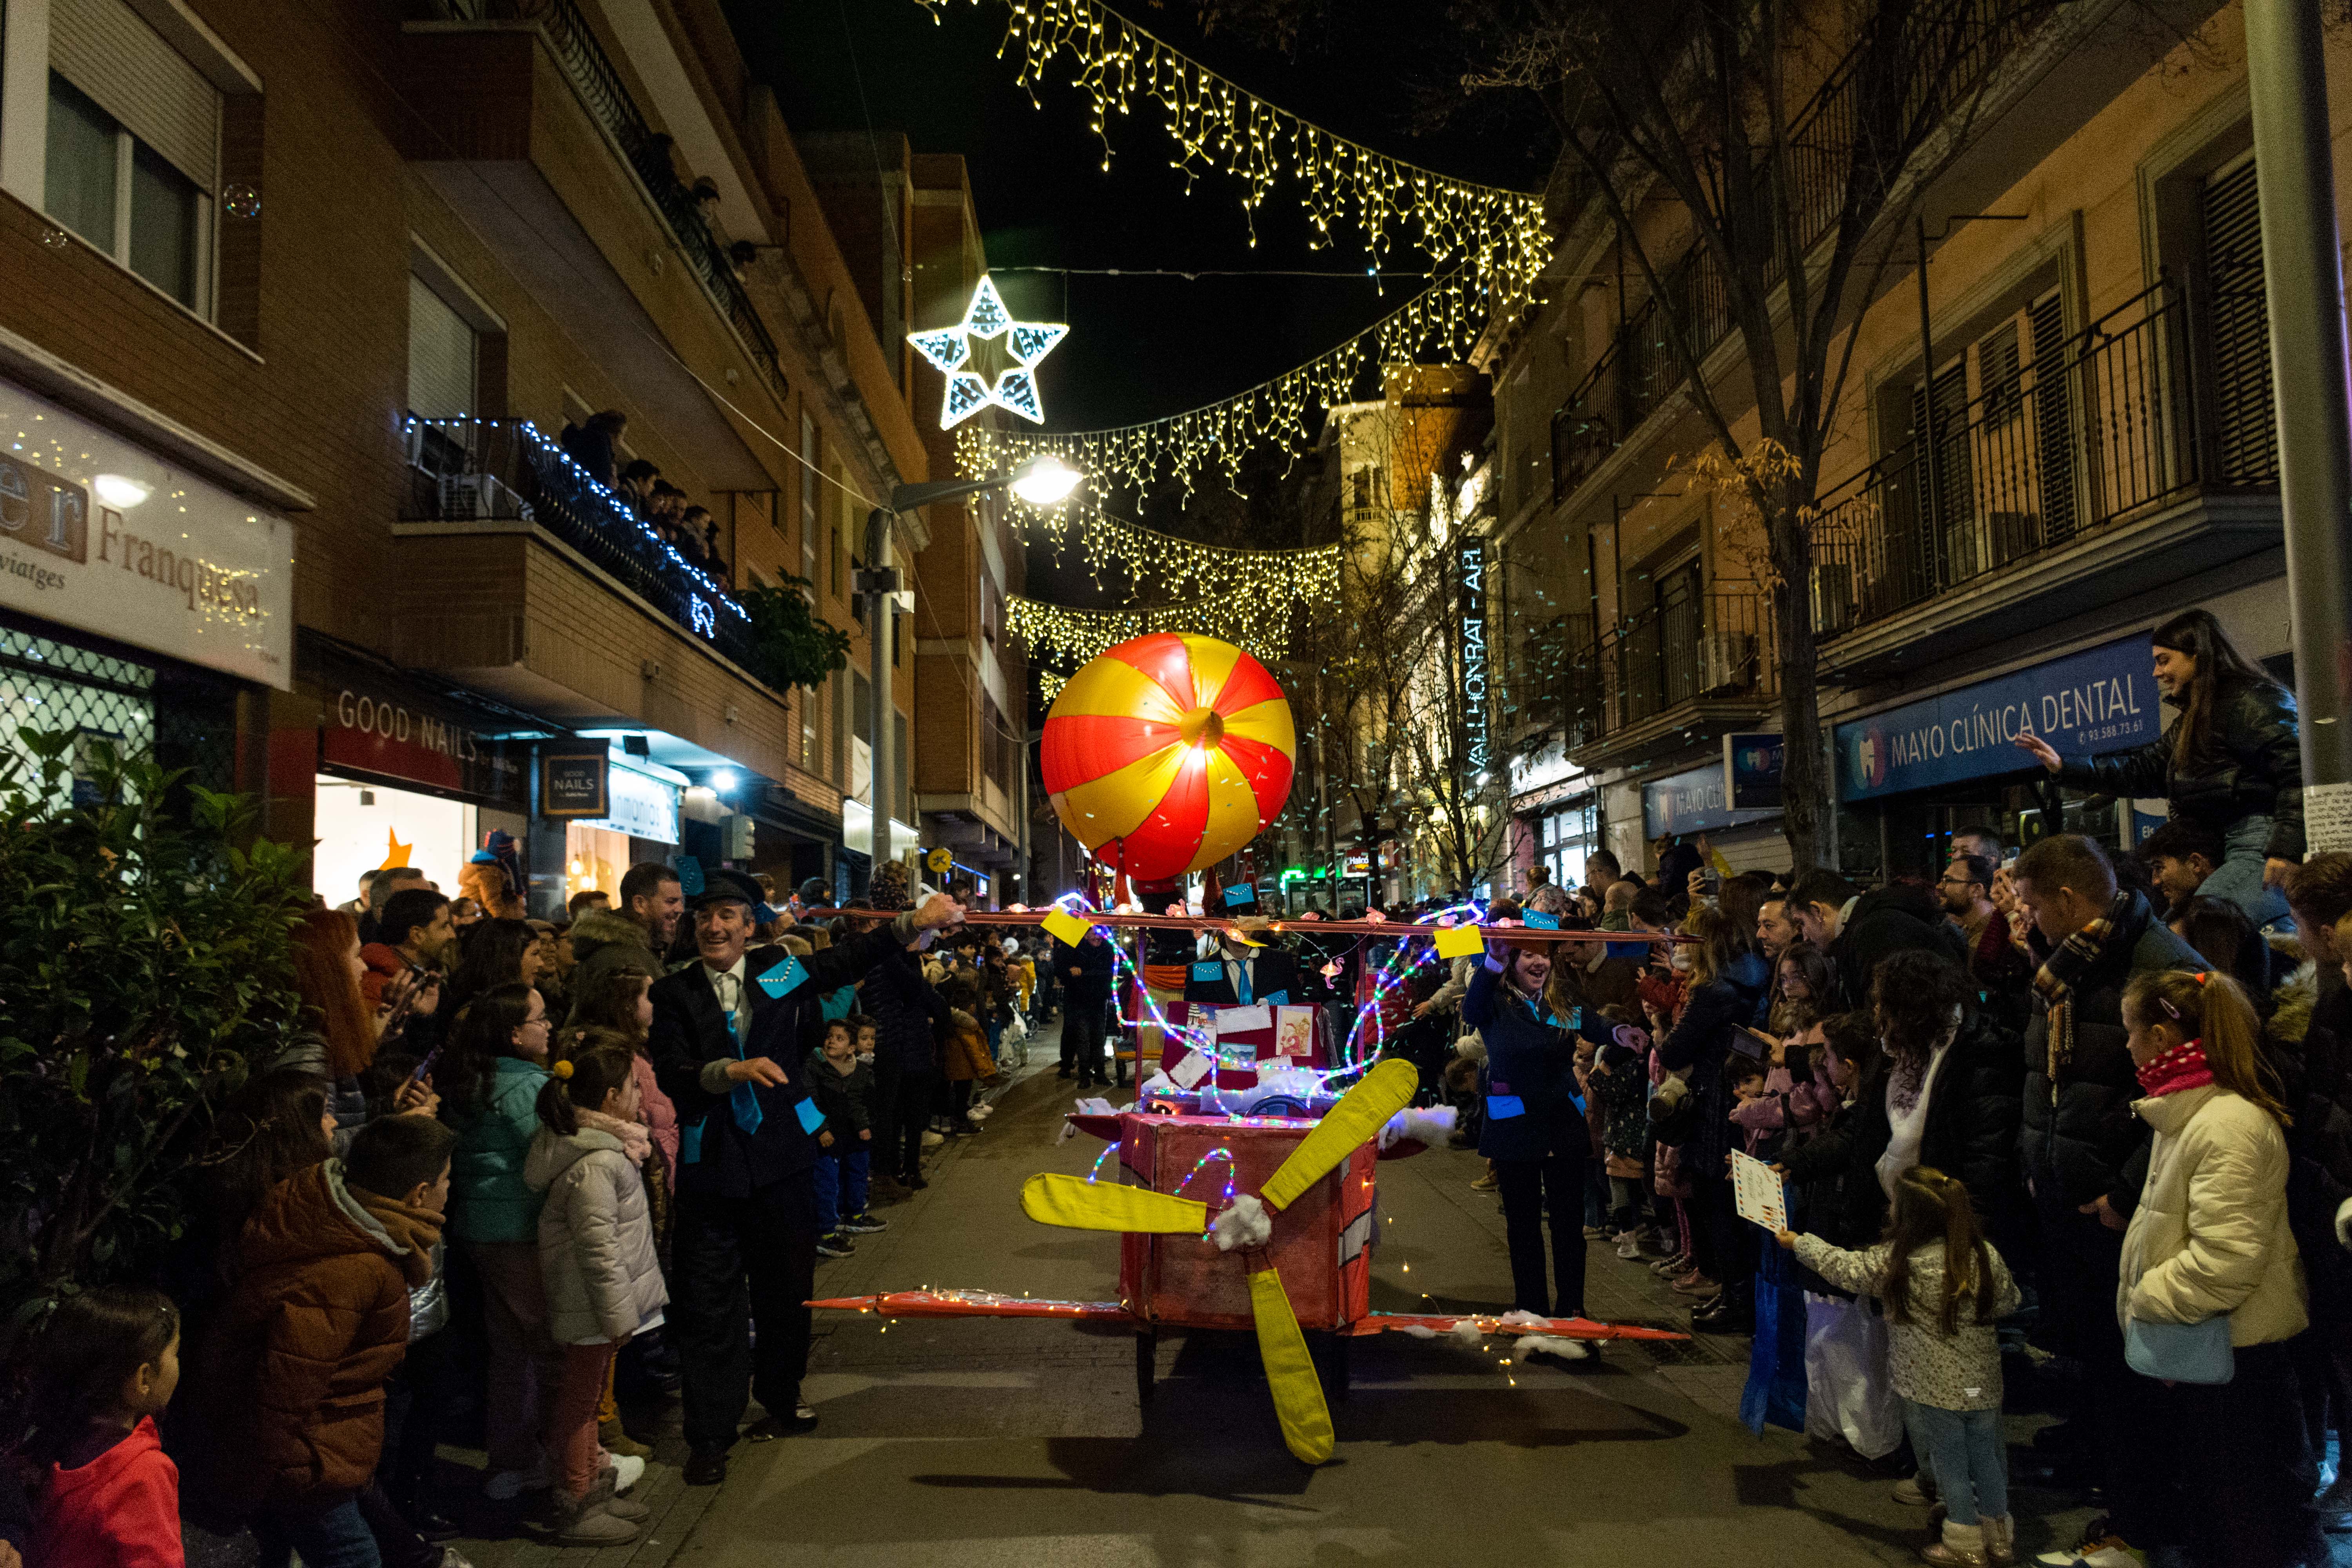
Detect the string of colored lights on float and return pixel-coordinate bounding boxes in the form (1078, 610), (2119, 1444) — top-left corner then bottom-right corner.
(963, 269), (1497, 494)
(908, 0), (1549, 294)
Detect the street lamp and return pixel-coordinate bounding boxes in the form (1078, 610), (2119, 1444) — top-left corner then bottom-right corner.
(859, 454), (1080, 875)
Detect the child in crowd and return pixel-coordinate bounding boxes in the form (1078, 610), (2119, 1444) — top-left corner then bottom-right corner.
(808, 1019), (886, 1255)
(181, 1115), (455, 1568)
(524, 1045), (666, 1546)
(2111, 968), (2322, 1568)
(1779, 1167), (2020, 1567)
(1589, 1016), (1655, 1260)
(23, 1287), (183, 1568)
(1725, 1058), (1777, 1157)
(851, 1013), (878, 1065)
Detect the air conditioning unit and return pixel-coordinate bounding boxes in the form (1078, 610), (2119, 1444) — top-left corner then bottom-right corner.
(1810, 564), (1855, 638)
(1698, 631), (1755, 695)
(437, 472), (516, 520)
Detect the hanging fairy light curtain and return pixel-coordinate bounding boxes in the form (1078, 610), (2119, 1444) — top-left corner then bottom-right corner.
(1007, 593), (1291, 666)
(910, 0), (1548, 293)
(966, 269), (1492, 494)
(1024, 498), (1341, 606)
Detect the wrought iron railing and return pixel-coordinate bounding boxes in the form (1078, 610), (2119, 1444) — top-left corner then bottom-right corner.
(444, 0), (788, 407)
(1550, 0), (2039, 504)
(1807, 279), (2233, 636)
(402, 416), (760, 669)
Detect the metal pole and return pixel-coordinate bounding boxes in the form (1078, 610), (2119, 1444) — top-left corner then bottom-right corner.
(865, 507), (895, 876)
(2246, 0), (2352, 801)
(1915, 211), (1942, 548)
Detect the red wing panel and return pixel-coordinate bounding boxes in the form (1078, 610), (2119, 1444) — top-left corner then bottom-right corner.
(807, 1290), (1136, 1322)
(1347, 1313), (1690, 1341)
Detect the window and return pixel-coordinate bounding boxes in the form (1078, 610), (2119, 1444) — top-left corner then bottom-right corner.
(799, 414), (818, 581)
(45, 75), (206, 309)
(407, 275), (477, 419)
(44, 0), (223, 314)
(2202, 152), (2279, 485)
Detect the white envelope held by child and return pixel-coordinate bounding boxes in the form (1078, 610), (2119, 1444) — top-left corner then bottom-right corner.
(1731, 1149), (1789, 1232)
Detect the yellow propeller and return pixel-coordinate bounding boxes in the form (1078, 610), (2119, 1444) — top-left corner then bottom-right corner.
(1260, 1057), (1418, 1210)
(1020, 1172), (1207, 1233)
(1020, 1055), (1422, 1465)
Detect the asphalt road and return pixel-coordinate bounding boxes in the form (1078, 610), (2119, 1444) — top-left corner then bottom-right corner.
(653, 1038), (2075, 1568)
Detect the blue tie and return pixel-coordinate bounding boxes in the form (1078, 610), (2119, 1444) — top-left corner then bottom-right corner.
(1232, 959), (1252, 1005)
(718, 971), (762, 1134)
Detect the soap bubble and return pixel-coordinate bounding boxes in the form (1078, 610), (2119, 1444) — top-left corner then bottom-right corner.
(221, 183), (261, 220)
(40, 228), (70, 249)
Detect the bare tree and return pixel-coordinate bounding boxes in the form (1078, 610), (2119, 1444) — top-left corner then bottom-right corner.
(1203, 0), (2169, 868)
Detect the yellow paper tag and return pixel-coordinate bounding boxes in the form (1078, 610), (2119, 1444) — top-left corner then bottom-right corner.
(1042, 908), (1091, 947)
(1435, 923), (1486, 959)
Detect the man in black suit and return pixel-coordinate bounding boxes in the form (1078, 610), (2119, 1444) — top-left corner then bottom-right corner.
(1181, 918), (1301, 1007)
(650, 867), (964, 1486)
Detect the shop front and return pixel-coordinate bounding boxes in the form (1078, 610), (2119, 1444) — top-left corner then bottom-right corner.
(283, 647), (533, 906)
(1642, 757), (1783, 872)
(1509, 741), (1600, 894)
(1835, 634), (2165, 878)
(0, 374), (293, 799)
(554, 747), (686, 906)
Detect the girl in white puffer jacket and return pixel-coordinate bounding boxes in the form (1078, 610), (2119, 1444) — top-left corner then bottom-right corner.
(526, 1044), (668, 1545)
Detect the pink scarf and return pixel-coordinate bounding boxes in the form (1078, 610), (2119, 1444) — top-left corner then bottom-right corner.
(2136, 1039), (2215, 1098)
(577, 1107), (653, 1165)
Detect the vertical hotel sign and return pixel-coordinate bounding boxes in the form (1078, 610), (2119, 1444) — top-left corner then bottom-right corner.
(0, 380), (291, 687)
(1459, 540), (1490, 779)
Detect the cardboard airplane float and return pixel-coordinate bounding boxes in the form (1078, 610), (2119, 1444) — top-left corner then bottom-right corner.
(810, 1058), (1689, 1465)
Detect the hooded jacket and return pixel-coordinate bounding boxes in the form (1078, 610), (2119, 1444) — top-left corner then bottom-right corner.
(1464, 960), (1591, 1163)
(34, 1417), (181, 1568)
(2059, 676), (2305, 860)
(183, 1161), (437, 1521)
(805, 1047), (875, 1135)
(444, 1056), (553, 1244)
(525, 1123), (668, 1344)
(458, 854), (524, 920)
(2119, 1083), (2308, 1346)
(567, 907), (667, 1019)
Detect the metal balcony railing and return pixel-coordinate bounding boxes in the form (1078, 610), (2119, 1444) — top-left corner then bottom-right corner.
(1594, 590), (1778, 734)
(1550, 0), (2039, 504)
(445, 0), (788, 408)
(1806, 279), (2247, 636)
(402, 416), (760, 669)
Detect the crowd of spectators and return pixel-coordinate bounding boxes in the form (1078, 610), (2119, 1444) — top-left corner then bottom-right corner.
(6, 849), (1065, 1565)
(557, 411), (731, 590)
(1393, 825), (2350, 1568)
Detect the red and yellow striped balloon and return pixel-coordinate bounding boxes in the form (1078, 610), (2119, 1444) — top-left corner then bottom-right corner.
(1041, 633), (1296, 879)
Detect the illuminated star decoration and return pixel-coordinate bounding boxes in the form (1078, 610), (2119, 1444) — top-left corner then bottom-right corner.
(907, 275), (1068, 428)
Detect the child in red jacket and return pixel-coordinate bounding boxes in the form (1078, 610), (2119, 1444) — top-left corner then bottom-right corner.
(24, 1286), (184, 1568)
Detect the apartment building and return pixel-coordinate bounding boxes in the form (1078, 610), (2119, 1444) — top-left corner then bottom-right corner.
(0, 0), (968, 909)
(1277, 367), (1490, 909)
(1485, 0), (2314, 885)
(801, 135), (1030, 909)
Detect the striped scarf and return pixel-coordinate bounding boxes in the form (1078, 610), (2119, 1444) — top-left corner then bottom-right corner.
(2030, 891), (2130, 1095)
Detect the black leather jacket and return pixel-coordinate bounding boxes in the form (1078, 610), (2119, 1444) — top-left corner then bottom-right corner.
(2058, 677), (2303, 860)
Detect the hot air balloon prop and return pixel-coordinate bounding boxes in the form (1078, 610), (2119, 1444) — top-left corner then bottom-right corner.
(1040, 633), (1295, 878)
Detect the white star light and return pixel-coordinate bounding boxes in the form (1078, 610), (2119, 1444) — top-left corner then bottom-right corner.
(907, 275), (1068, 429)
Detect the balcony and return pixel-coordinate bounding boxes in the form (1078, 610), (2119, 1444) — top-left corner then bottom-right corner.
(401, 416), (760, 671)
(1808, 278), (2281, 680)
(1561, 591), (1779, 768)
(1549, 2), (2038, 505)
(400, 0), (775, 491)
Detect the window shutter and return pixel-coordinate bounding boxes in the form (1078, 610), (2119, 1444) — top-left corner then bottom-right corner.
(406, 276), (477, 419)
(2201, 153), (2279, 486)
(50, 0), (219, 191)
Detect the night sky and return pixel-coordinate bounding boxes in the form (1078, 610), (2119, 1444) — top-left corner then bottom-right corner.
(726, 0), (1549, 434)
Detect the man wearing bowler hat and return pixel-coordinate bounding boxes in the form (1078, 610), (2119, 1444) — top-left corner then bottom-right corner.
(650, 865), (964, 1486)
